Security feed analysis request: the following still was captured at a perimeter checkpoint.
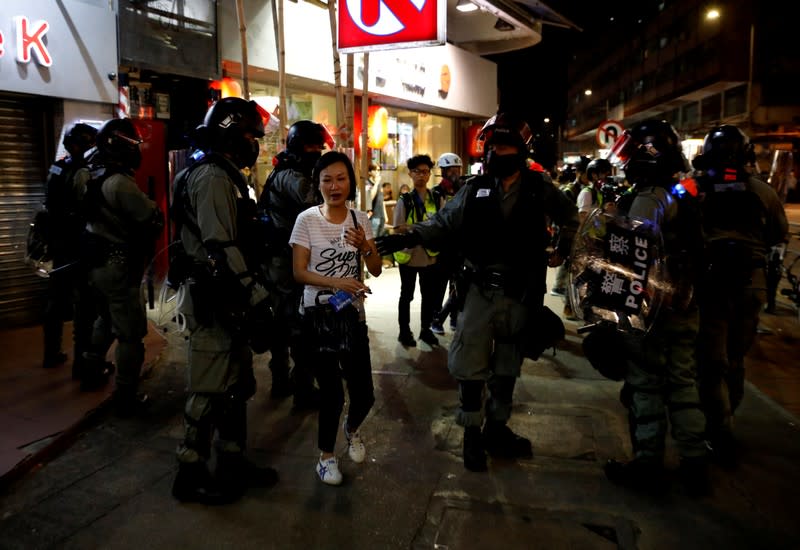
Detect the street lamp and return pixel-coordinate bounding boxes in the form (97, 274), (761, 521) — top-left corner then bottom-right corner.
(705, 8), (754, 129)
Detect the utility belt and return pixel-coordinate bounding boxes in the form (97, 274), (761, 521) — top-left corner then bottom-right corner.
(83, 233), (137, 267)
(705, 239), (765, 287)
(464, 266), (527, 301)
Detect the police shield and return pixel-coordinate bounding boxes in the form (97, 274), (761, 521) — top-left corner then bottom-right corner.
(24, 208), (53, 278)
(140, 240), (188, 336)
(568, 208), (668, 335)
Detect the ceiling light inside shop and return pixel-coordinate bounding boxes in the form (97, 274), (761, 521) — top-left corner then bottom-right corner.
(456, 0), (478, 13)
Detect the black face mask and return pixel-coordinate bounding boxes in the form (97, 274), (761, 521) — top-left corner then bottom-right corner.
(231, 135), (260, 169)
(487, 152), (522, 178)
(300, 151), (322, 174)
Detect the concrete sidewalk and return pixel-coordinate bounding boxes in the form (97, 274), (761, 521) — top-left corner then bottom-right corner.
(0, 320), (167, 489)
(0, 265), (799, 549)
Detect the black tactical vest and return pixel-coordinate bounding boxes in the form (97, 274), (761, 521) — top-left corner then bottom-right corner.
(461, 171), (549, 296)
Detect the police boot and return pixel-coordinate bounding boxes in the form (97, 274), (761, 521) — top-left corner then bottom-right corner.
(172, 461), (236, 506)
(79, 356), (114, 392)
(678, 456), (712, 498)
(463, 427), (487, 472)
(482, 421), (533, 459)
(216, 452), (279, 495)
(604, 457), (668, 495)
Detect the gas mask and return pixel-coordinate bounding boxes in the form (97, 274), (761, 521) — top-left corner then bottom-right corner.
(300, 151), (323, 175)
(486, 151), (524, 178)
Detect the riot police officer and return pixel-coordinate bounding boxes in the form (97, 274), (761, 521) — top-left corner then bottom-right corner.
(376, 113), (579, 472)
(258, 120), (329, 407)
(603, 119), (710, 495)
(552, 155), (590, 318)
(171, 97), (278, 505)
(577, 158), (612, 222)
(693, 125), (788, 464)
(42, 123), (97, 373)
(81, 118), (162, 409)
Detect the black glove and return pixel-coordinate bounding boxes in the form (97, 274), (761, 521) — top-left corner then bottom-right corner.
(375, 231), (421, 256)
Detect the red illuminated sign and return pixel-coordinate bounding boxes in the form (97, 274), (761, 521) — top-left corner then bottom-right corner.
(338, 0), (446, 53)
(0, 16), (52, 67)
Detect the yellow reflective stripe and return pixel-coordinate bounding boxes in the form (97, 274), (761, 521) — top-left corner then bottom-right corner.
(393, 250), (411, 264)
(403, 191), (440, 258)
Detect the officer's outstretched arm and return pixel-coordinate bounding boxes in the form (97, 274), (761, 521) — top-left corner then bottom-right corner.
(375, 231), (422, 257)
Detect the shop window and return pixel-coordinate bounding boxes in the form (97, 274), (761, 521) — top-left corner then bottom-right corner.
(682, 102), (699, 128)
(701, 94), (722, 126)
(666, 107), (680, 128)
(723, 85), (747, 117)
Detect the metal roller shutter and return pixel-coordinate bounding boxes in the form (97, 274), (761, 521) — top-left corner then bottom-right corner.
(0, 93), (51, 328)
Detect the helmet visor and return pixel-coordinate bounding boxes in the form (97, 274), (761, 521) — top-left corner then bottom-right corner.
(607, 130), (636, 167)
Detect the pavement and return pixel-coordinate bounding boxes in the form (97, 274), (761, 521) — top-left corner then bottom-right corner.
(0, 219), (799, 549)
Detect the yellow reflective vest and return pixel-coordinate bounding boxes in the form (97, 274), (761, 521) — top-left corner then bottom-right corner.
(393, 190), (440, 264)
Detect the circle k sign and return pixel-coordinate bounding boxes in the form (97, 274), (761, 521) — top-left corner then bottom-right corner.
(338, 0), (446, 53)
(596, 120), (625, 148)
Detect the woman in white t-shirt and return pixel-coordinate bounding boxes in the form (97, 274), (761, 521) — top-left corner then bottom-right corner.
(290, 151), (382, 486)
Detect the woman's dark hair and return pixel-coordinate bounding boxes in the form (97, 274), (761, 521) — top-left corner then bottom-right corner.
(312, 150), (357, 202)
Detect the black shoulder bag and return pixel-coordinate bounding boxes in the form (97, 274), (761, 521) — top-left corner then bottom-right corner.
(304, 210), (362, 354)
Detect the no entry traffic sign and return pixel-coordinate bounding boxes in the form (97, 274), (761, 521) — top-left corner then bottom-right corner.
(596, 120), (625, 148)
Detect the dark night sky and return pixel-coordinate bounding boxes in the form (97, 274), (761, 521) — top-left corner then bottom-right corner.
(486, 1), (658, 130)
(483, 1), (660, 166)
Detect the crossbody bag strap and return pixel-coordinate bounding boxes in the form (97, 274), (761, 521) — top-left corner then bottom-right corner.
(350, 209), (362, 282)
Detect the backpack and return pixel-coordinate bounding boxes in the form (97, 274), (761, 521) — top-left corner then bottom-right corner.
(169, 151), (265, 287)
(25, 158), (80, 275)
(256, 155), (299, 256)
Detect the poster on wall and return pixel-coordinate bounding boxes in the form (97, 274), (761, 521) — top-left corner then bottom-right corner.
(397, 122), (413, 167)
(379, 116), (398, 170)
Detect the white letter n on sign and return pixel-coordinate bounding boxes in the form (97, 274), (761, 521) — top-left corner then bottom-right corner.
(345, 0), (426, 36)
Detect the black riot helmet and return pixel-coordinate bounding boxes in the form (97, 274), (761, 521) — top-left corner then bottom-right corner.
(286, 120), (332, 154)
(478, 112), (532, 151)
(96, 118), (143, 171)
(692, 124), (754, 174)
(63, 123), (98, 158)
(608, 119), (688, 188)
(478, 113), (532, 178)
(582, 323), (627, 381)
(285, 120), (333, 176)
(201, 97), (265, 168)
(586, 158), (612, 182)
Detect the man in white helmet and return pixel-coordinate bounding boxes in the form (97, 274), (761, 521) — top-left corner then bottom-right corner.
(430, 153), (465, 334)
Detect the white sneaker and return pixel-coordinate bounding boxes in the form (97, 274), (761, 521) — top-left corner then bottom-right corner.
(316, 455), (342, 486)
(343, 417), (366, 463)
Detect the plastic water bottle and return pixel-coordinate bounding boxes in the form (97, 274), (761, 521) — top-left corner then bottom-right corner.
(328, 289), (354, 312)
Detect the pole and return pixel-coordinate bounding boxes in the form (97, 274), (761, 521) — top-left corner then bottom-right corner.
(360, 54), (369, 212)
(328, 0), (345, 146)
(276, 0), (288, 146)
(746, 23), (755, 130)
(235, 0), (250, 99)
